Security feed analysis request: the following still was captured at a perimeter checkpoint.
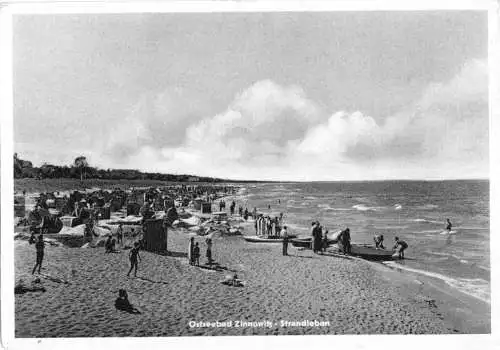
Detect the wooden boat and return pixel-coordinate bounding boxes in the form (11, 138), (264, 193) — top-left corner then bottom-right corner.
(243, 235), (297, 243)
(349, 244), (394, 260)
(290, 230), (342, 248)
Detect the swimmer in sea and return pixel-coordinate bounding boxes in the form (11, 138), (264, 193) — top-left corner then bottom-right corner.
(446, 218), (452, 233)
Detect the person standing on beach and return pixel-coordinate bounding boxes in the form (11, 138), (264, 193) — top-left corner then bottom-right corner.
(127, 242), (141, 277)
(193, 243), (200, 266)
(206, 238), (213, 266)
(32, 234), (45, 275)
(338, 228), (351, 255)
(281, 226), (289, 256)
(311, 222), (322, 253)
(188, 237), (195, 265)
(446, 218), (452, 233)
(117, 224), (124, 246)
(322, 228), (329, 253)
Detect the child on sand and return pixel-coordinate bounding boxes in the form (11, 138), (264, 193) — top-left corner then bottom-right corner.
(32, 235), (45, 275)
(115, 289), (140, 314)
(206, 238), (213, 266)
(127, 242), (141, 277)
(193, 243), (200, 266)
(117, 224), (123, 245)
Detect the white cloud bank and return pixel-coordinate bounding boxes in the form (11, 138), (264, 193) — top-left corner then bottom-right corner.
(100, 59), (488, 181)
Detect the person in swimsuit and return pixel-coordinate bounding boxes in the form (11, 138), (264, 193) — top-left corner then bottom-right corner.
(446, 218), (452, 233)
(393, 237), (408, 259)
(374, 234), (385, 249)
(32, 235), (45, 275)
(127, 242), (141, 277)
(206, 238), (213, 265)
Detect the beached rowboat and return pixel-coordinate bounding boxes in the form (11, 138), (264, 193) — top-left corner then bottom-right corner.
(243, 235), (297, 243)
(290, 230), (342, 248)
(349, 244), (394, 260)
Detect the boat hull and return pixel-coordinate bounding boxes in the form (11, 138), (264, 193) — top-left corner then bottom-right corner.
(348, 244), (394, 260)
(243, 235), (297, 243)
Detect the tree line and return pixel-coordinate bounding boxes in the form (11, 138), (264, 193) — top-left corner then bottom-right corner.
(13, 153), (226, 183)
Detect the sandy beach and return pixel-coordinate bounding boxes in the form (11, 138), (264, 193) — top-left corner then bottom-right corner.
(14, 224), (490, 337)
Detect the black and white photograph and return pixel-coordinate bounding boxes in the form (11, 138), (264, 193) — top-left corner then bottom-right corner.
(1, 0), (499, 348)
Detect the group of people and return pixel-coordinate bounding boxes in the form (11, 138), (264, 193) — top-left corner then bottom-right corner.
(373, 234), (408, 259)
(219, 200), (252, 220)
(188, 237), (213, 267)
(310, 221), (334, 254)
(255, 213), (285, 237)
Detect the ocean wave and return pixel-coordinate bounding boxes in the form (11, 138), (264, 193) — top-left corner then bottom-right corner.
(317, 204), (350, 211)
(413, 229), (442, 234)
(382, 261), (490, 303)
(415, 204), (439, 210)
(352, 204), (379, 211)
(428, 251), (466, 262)
(412, 218), (443, 225)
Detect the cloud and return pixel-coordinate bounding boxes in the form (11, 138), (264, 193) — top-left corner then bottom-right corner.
(341, 59), (489, 172)
(103, 86), (211, 162)
(171, 80), (320, 166)
(98, 59), (488, 180)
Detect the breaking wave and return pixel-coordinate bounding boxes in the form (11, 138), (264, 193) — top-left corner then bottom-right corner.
(352, 204), (379, 211)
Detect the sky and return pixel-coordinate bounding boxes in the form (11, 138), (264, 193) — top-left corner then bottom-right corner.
(13, 11), (489, 181)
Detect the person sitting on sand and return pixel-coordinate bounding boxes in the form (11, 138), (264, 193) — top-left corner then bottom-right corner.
(221, 273), (243, 287)
(393, 237), (408, 259)
(32, 234), (45, 275)
(446, 218), (452, 233)
(127, 242), (141, 277)
(374, 234), (385, 249)
(115, 289), (141, 314)
(193, 243), (200, 266)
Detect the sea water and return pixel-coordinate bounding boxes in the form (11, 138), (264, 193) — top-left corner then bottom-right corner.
(234, 180), (490, 303)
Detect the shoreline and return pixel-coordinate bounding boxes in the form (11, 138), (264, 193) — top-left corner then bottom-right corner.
(15, 225), (489, 337)
(12, 179), (490, 336)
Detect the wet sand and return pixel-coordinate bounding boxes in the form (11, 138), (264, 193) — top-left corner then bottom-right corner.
(15, 227), (489, 337)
